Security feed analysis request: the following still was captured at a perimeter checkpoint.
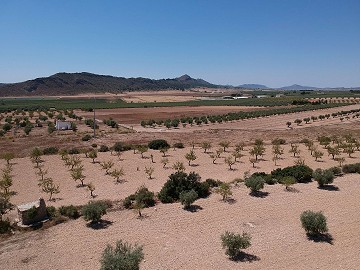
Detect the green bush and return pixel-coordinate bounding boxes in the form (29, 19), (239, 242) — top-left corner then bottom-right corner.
(172, 142), (184, 149)
(68, 148), (80, 155)
(91, 143), (98, 148)
(100, 240), (144, 270)
(221, 231), (251, 259)
(99, 145), (109, 152)
(158, 172), (209, 203)
(46, 206), (57, 219)
(245, 175), (265, 193)
(205, 178), (223, 188)
(148, 139), (170, 150)
(300, 210), (328, 235)
(123, 186), (155, 209)
(0, 219), (11, 234)
(82, 134), (92, 141)
(342, 163), (360, 174)
(313, 168), (335, 187)
(179, 189), (198, 209)
(43, 147), (59, 155)
(113, 142), (132, 152)
(328, 166), (342, 176)
(82, 201), (107, 223)
(271, 138), (286, 145)
(26, 206), (38, 220)
(59, 205), (80, 219)
(251, 172), (276, 185)
(271, 165), (313, 183)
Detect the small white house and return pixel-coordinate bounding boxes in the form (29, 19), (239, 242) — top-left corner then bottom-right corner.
(55, 120), (72, 130)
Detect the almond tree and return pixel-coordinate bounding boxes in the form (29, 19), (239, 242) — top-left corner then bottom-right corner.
(88, 150), (98, 163)
(137, 145), (148, 158)
(289, 144), (300, 157)
(272, 144), (283, 159)
(249, 157), (257, 168)
(101, 160), (114, 175)
(159, 147), (169, 157)
(87, 182), (95, 198)
(219, 141), (230, 152)
(111, 168), (125, 183)
(235, 142), (245, 152)
(161, 158), (169, 168)
(224, 156), (235, 170)
(201, 141), (212, 153)
(144, 166), (154, 179)
(249, 144), (265, 161)
(69, 155), (81, 170)
(71, 165), (86, 186)
(313, 150), (324, 161)
(327, 146), (340, 160)
(343, 144), (355, 157)
(2, 152), (15, 165)
(215, 183), (232, 201)
(0, 167), (13, 196)
(38, 177), (60, 201)
(185, 150), (197, 166)
(172, 161), (185, 172)
(30, 147), (43, 167)
(232, 150), (243, 162)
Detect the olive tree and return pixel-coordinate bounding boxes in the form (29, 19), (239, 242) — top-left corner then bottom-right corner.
(221, 231), (251, 259)
(300, 210), (328, 236)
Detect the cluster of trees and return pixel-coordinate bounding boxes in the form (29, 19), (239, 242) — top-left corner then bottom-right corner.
(0, 108), (80, 136)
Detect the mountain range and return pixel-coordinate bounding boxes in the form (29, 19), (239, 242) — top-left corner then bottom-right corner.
(0, 73), (358, 96)
(0, 73), (216, 96)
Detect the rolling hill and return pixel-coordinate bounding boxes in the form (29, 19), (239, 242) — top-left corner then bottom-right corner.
(0, 72), (216, 96)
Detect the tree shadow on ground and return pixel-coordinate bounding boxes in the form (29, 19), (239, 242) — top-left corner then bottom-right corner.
(87, 219), (113, 230)
(115, 179), (128, 184)
(318, 185), (340, 191)
(250, 191), (269, 198)
(231, 252), (260, 263)
(190, 164), (199, 167)
(185, 205), (203, 213)
(225, 198), (237, 204)
(285, 187), (300, 193)
(307, 233), (334, 245)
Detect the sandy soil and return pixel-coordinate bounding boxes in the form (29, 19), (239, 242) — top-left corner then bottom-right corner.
(1, 172), (359, 270)
(1, 103), (360, 269)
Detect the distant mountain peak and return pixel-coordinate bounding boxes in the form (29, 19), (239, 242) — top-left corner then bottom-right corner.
(279, 84), (318, 90)
(176, 74), (193, 81)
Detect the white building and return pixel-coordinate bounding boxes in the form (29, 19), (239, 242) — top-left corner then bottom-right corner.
(55, 120), (72, 130)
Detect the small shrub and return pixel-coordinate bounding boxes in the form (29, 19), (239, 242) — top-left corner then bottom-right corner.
(99, 145), (109, 152)
(68, 148), (80, 155)
(300, 210), (328, 235)
(313, 168), (335, 187)
(0, 219), (11, 234)
(245, 176), (265, 194)
(205, 178), (223, 188)
(82, 134), (92, 141)
(328, 166), (342, 176)
(221, 231), (251, 259)
(43, 147), (59, 155)
(113, 142), (132, 152)
(100, 240), (144, 270)
(123, 186), (155, 209)
(179, 189), (198, 209)
(59, 205), (80, 219)
(82, 201), (107, 223)
(46, 206), (57, 219)
(148, 139), (170, 150)
(91, 143), (98, 148)
(342, 163), (360, 174)
(173, 142), (184, 149)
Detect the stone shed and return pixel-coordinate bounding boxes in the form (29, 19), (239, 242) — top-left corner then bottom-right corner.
(17, 198), (48, 226)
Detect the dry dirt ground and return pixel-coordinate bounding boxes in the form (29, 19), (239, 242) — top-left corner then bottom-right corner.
(1, 141), (360, 269)
(1, 103), (360, 269)
(75, 105), (272, 125)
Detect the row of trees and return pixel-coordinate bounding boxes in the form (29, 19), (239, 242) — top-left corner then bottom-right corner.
(140, 103), (342, 128)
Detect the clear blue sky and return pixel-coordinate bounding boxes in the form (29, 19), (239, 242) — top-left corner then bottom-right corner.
(1, 0), (359, 87)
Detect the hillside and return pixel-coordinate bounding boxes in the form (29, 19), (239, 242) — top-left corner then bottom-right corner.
(0, 72), (216, 96)
(279, 84), (318, 90)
